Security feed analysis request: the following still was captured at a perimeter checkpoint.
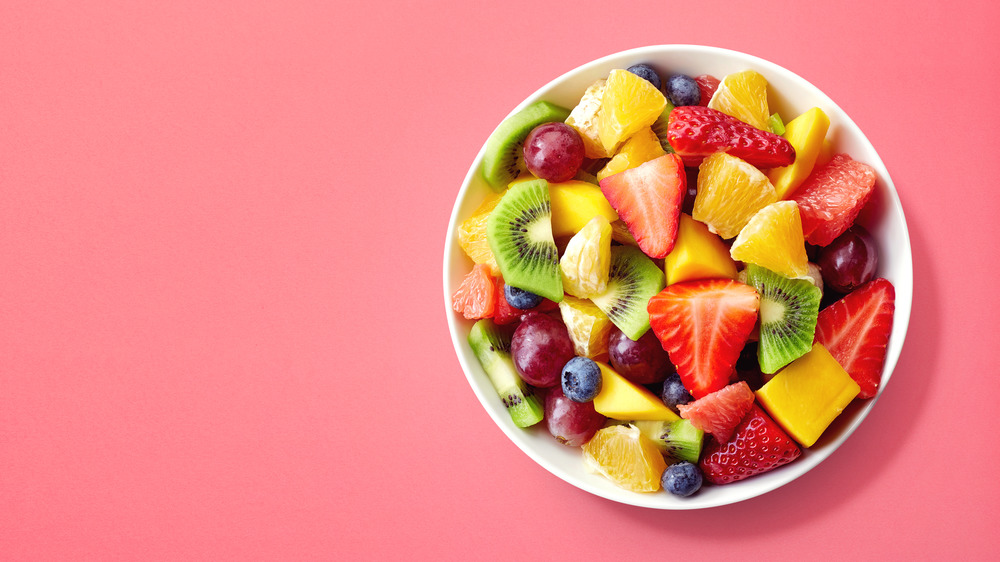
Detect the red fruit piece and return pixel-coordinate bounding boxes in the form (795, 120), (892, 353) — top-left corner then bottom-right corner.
(678, 381), (755, 444)
(791, 153), (877, 247)
(451, 263), (497, 320)
(647, 279), (759, 398)
(694, 74), (720, 107)
(667, 105), (796, 168)
(814, 278), (895, 398)
(699, 404), (801, 485)
(599, 153), (685, 259)
(493, 279), (521, 325)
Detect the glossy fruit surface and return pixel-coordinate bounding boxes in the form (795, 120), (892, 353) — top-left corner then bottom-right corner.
(678, 381), (755, 444)
(598, 69), (668, 154)
(561, 356), (603, 402)
(665, 73), (700, 107)
(661, 461), (703, 497)
(582, 424), (668, 492)
(660, 373), (693, 411)
(707, 69), (771, 131)
(511, 312), (575, 388)
(608, 326), (673, 385)
(667, 105), (795, 168)
(693, 151), (778, 240)
(817, 225), (879, 293)
(557, 295), (613, 359)
(699, 404), (801, 485)
(791, 153), (877, 246)
(729, 200), (810, 278)
(451, 263), (497, 320)
(599, 153), (685, 258)
(545, 385), (606, 446)
(559, 215), (612, 298)
(504, 284), (543, 310)
(457, 193), (501, 274)
(626, 63), (662, 90)
(523, 122), (585, 183)
(694, 74), (720, 106)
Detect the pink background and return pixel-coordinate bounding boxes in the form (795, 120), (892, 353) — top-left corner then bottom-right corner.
(1, 1), (998, 559)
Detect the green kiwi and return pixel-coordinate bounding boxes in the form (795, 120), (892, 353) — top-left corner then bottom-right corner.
(590, 245), (666, 341)
(745, 264), (822, 374)
(468, 319), (543, 428)
(633, 419), (704, 464)
(481, 101), (571, 191)
(649, 101), (675, 154)
(486, 179), (563, 302)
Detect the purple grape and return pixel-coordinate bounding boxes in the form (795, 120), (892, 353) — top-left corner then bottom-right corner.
(545, 386), (606, 447)
(817, 225), (879, 293)
(523, 122), (585, 183)
(511, 312), (575, 388)
(608, 327), (672, 385)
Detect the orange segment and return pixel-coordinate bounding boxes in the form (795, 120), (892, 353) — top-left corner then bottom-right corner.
(692, 152), (778, 239)
(560, 215), (612, 298)
(582, 424), (668, 492)
(457, 192), (502, 273)
(596, 127), (666, 181)
(598, 69), (668, 154)
(565, 79), (611, 159)
(730, 200), (809, 278)
(708, 70), (771, 131)
(558, 295), (614, 360)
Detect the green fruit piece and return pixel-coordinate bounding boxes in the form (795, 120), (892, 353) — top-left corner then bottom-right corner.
(482, 101), (571, 191)
(486, 179), (563, 302)
(745, 264), (822, 374)
(649, 101), (676, 154)
(633, 419), (704, 464)
(468, 319), (544, 428)
(590, 245), (665, 340)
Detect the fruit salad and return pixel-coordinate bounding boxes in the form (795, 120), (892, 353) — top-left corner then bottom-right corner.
(451, 62), (895, 497)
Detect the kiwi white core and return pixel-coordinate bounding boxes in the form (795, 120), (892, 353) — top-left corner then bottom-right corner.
(760, 298), (785, 325)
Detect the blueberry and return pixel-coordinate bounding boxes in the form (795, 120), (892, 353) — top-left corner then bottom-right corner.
(626, 63), (661, 91)
(661, 373), (693, 411)
(661, 461), (703, 497)
(664, 73), (700, 107)
(504, 285), (543, 310)
(561, 357), (602, 402)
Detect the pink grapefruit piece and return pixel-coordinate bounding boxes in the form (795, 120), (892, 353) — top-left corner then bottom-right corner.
(677, 381), (755, 443)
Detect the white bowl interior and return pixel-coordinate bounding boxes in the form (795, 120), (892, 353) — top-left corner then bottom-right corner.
(443, 45), (912, 509)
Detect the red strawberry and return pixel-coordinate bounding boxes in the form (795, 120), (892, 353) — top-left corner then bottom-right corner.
(678, 381), (755, 444)
(647, 279), (759, 398)
(493, 279), (521, 325)
(699, 404), (801, 485)
(694, 74), (720, 106)
(814, 278), (895, 398)
(599, 153), (685, 259)
(791, 153), (877, 246)
(452, 264), (497, 320)
(667, 105), (795, 168)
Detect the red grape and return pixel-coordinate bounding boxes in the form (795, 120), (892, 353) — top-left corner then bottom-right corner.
(817, 225), (879, 293)
(511, 312), (575, 388)
(608, 327), (673, 384)
(545, 386), (606, 446)
(523, 122), (585, 183)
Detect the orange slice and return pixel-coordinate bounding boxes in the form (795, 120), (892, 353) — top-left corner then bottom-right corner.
(558, 295), (614, 360)
(582, 424), (667, 492)
(598, 69), (668, 154)
(692, 152), (778, 239)
(708, 70), (771, 131)
(457, 192), (502, 273)
(730, 200), (809, 278)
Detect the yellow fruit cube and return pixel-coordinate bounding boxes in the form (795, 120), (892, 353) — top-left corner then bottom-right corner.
(755, 343), (861, 447)
(664, 214), (738, 285)
(565, 79), (611, 159)
(558, 295), (614, 360)
(598, 69), (667, 154)
(548, 180), (618, 238)
(767, 107), (831, 199)
(815, 138), (834, 168)
(730, 200), (809, 278)
(593, 362), (680, 421)
(596, 127), (666, 181)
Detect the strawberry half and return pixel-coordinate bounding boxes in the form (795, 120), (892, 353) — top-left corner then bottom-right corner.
(647, 279), (759, 398)
(814, 278), (895, 398)
(699, 404), (801, 485)
(599, 154), (685, 259)
(667, 105), (795, 168)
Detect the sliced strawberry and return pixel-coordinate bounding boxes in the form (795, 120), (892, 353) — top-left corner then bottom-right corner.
(647, 279), (759, 398)
(814, 278), (895, 398)
(667, 105), (795, 168)
(694, 74), (720, 107)
(451, 263), (497, 320)
(699, 404), (801, 485)
(791, 153), (877, 246)
(598, 153), (685, 259)
(678, 381), (755, 444)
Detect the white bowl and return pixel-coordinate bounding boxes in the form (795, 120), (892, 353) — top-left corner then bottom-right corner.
(443, 45), (912, 509)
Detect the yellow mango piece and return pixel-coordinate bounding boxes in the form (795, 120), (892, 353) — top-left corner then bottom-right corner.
(596, 127), (666, 181)
(565, 79), (611, 159)
(815, 138), (834, 168)
(767, 107), (831, 199)
(664, 214), (738, 285)
(593, 362), (680, 421)
(548, 180), (618, 238)
(598, 69), (668, 154)
(755, 343), (860, 447)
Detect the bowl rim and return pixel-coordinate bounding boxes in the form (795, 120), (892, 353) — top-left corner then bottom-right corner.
(443, 44), (913, 509)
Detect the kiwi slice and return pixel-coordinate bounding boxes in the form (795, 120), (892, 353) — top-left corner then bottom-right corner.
(649, 101), (676, 154)
(745, 264), (822, 374)
(486, 179), (563, 302)
(633, 419), (703, 464)
(482, 101), (571, 191)
(590, 245), (665, 341)
(468, 319), (544, 428)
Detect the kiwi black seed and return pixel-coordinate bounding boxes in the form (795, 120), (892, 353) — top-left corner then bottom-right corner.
(486, 179), (563, 302)
(468, 319), (543, 428)
(590, 245), (665, 341)
(481, 101), (570, 191)
(745, 264), (822, 374)
(633, 419), (703, 464)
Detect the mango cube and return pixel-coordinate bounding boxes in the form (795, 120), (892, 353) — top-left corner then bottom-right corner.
(548, 181), (619, 238)
(664, 214), (738, 285)
(755, 343), (860, 447)
(767, 107), (830, 199)
(593, 362), (679, 421)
